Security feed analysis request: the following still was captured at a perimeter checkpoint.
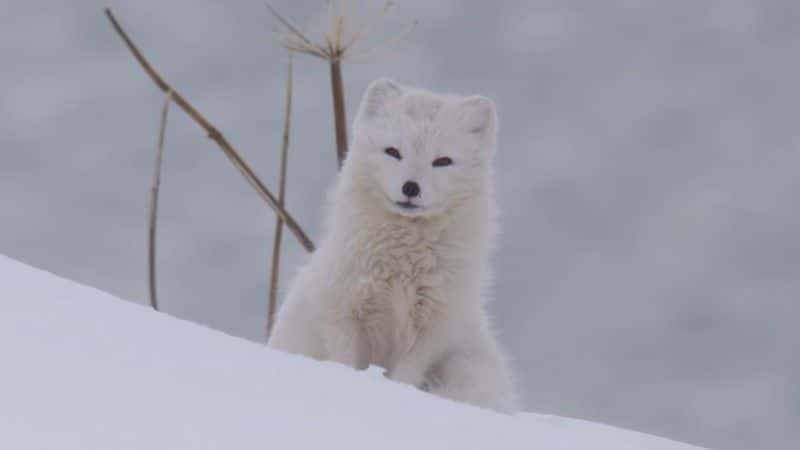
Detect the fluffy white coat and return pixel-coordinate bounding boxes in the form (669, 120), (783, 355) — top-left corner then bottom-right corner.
(269, 79), (518, 412)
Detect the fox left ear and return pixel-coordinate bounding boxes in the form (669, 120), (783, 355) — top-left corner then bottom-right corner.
(356, 78), (403, 122)
(459, 96), (497, 138)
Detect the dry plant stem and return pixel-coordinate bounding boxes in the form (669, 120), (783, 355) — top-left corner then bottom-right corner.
(267, 53), (293, 339)
(148, 92), (173, 311)
(105, 8), (315, 253)
(266, 1), (411, 167)
(329, 58), (348, 168)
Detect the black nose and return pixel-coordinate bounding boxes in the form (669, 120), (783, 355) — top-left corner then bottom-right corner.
(402, 181), (420, 198)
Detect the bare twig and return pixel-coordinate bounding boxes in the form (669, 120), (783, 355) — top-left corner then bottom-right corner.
(148, 91), (173, 311)
(341, 1), (394, 52)
(105, 8), (315, 252)
(265, 2), (323, 57)
(267, 52), (293, 339)
(265, 1), (411, 168)
(343, 19), (417, 62)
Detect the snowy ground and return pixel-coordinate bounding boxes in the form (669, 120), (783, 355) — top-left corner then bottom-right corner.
(0, 255), (703, 450)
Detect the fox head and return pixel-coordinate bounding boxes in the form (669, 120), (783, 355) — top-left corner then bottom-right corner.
(345, 79), (497, 219)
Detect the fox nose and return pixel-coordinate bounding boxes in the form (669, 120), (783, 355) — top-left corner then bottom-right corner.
(402, 181), (420, 198)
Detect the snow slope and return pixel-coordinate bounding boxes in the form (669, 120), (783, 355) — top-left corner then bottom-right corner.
(0, 255), (704, 450)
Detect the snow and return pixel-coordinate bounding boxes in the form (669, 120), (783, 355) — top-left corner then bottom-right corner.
(0, 255), (703, 450)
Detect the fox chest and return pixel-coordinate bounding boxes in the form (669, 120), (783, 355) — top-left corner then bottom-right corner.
(347, 231), (447, 365)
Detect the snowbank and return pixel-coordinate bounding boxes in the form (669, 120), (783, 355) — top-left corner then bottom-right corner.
(0, 255), (703, 449)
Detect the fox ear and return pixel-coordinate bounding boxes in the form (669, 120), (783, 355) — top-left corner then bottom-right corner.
(459, 96), (496, 138)
(357, 78), (403, 120)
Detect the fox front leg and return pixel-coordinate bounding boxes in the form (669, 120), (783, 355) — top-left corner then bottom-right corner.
(323, 318), (371, 370)
(385, 328), (443, 389)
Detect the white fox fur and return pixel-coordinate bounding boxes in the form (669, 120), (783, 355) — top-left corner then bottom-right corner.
(269, 79), (518, 413)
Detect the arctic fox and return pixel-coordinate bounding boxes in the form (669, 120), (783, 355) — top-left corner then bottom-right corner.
(269, 79), (518, 413)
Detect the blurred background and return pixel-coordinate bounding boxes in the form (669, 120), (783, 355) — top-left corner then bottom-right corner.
(1, 1), (798, 448)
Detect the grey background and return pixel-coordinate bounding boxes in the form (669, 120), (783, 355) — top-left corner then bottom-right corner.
(1, 1), (797, 448)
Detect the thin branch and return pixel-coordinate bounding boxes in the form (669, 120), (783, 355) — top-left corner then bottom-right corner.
(343, 19), (417, 63)
(148, 91), (173, 312)
(105, 8), (315, 253)
(267, 52), (293, 339)
(326, 0), (337, 47)
(265, 2), (328, 58)
(279, 34), (329, 59)
(333, 14), (345, 51)
(341, 0), (394, 52)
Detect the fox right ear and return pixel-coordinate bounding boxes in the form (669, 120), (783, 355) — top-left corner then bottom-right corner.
(357, 78), (403, 121)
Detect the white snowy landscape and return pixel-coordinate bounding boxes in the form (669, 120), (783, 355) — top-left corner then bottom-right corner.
(0, 255), (703, 449)
(2, 2), (798, 448)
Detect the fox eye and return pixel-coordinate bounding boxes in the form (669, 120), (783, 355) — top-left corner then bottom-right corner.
(384, 147), (402, 160)
(432, 156), (453, 167)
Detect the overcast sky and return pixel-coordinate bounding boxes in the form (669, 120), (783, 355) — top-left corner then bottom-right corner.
(1, 1), (798, 448)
